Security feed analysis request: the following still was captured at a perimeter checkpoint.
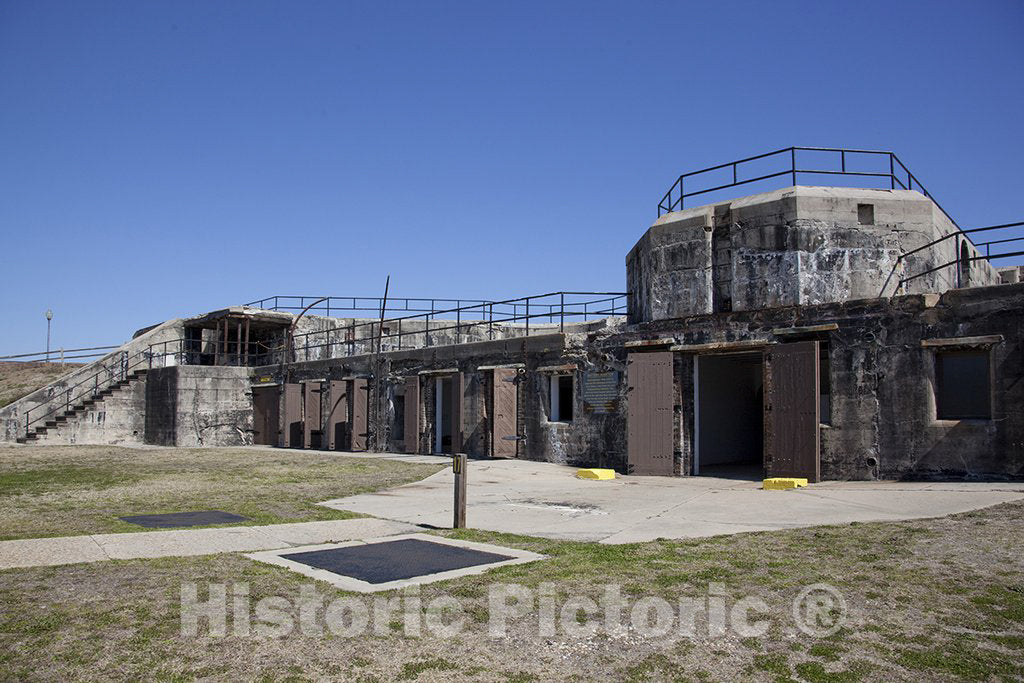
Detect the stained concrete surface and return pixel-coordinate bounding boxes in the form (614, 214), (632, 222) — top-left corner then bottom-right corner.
(0, 518), (418, 570)
(319, 456), (1024, 544)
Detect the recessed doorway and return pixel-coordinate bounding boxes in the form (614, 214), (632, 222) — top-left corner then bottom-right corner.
(694, 352), (764, 479)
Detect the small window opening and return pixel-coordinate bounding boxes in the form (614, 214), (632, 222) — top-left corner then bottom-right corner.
(857, 204), (874, 225)
(819, 343), (831, 425)
(935, 350), (990, 419)
(960, 241), (971, 286)
(548, 374), (574, 423)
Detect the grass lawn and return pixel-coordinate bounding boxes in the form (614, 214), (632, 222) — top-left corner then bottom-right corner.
(0, 361), (83, 408)
(1, 480), (1022, 680)
(0, 445), (443, 540)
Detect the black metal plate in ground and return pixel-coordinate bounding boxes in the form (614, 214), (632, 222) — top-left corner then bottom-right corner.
(119, 510), (248, 528)
(281, 538), (514, 584)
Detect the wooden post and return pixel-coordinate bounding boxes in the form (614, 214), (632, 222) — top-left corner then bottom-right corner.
(453, 453), (467, 529)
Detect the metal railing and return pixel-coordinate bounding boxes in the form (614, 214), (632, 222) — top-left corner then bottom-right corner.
(244, 295), (493, 317)
(0, 345), (119, 364)
(657, 147), (961, 232)
(894, 220), (1024, 290)
(279, 291), (628, 365)
(18, 340), (187, 440)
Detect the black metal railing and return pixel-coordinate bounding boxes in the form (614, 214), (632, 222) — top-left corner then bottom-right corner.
(18, 340), (190, 439)
(278, 291), (628, 365)
(657, 147), (960, 230)
(894, 221), (1024, 291)
(244, 295), (493, 317)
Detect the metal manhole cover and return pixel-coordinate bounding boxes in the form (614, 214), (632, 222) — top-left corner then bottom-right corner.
(119, 510), (248, 528)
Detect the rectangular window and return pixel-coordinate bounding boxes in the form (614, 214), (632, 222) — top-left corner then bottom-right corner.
(936, 350), (991, 419)
(857, 203), (874, 225)
(548, 374), (574, 423)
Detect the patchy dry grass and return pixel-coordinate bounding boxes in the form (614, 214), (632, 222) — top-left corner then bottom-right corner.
(0, 445), (443, 540)
(1, 495), (1022, 680)
(0, 361), (83, 407)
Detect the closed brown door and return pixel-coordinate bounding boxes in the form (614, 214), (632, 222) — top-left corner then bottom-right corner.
(450, 372), (464, 454)
(303, 382), (322, 449)
(351, 378), (368, 451)
(327, 380), (348, 451)
(251, 386), (280, 446)
(283, 383), (302, 448)
(492, 368), (518, 457)
(766, 341), (820, 482)
(627, 352), (675, 475)
(404, 376), (420, 454)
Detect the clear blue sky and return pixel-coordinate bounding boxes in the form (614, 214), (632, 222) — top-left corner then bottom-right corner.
(1, 0), (1022, 355)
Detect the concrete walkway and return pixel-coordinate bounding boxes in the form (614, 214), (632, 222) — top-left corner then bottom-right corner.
(320, 458), (1024, 544)
(0, 518), (417, 570)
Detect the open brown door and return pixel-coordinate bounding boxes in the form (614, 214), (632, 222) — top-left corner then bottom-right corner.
(251, 385), (280, 446)
(404, 376), (420, 454)
(351, 378), (368, 451)
(492, 369), (518, 457)
(302, 381), (322, 449)
(282, 383), (302, 448)
(450, 372), (464, 454)
(766, 341), (820, 482)
(327, 380), (348, 451)
(627, 352), (675, 475)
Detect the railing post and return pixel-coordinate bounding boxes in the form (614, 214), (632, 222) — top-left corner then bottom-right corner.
(890, 154), (895, 189)
(489, 303), (494, 340)
(456, 307), (461, 345)
(560, 293), (565, 332)
(790, 147), (797, 186)
(525, 298), (530, 337)
(841, 150), (846, 173)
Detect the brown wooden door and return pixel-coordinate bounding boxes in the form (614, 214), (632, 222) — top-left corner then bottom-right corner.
(627, 352), (675, 475)
(404, 376), (420, 454)
(351, 378), (368, 451)
(766, 341), (820, 482)
(283, 383), (302, 448)
(492, 369), (518, 457)
(327, 380), (348, 451)
(450, 372), (464, 454)
(302, 382), (322, 449)
(251, 386), (280, 446)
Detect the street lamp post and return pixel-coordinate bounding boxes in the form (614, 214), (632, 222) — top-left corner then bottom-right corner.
(45, 310), (53, 362)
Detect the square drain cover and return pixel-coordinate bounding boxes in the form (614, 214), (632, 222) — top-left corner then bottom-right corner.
(119, 510), (248, 528)
(247, 534), (545, 592)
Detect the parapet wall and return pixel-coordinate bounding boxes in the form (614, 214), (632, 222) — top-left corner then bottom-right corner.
(627, 186), (1000, 324)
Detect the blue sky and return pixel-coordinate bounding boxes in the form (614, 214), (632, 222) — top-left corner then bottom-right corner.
(1, 1), (1022, 355)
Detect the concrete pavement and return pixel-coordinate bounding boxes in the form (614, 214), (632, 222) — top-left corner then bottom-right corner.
(0, 518), (418, 570)
(320, 458), (1024, 544)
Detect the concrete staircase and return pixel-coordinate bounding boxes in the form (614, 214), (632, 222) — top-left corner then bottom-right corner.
(16, 369), (149, 444)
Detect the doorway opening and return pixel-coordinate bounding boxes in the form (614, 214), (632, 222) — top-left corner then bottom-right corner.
(694, 352), (764, 479)
(434, 376), (453, 454)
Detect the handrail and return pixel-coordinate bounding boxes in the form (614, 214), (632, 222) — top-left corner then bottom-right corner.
(0, 345), (119, 362)
(894, 221), (1024, 290)
(18, 339), (188, 439)
(657, 147), (963, 237)
(244, 295), (493, 316)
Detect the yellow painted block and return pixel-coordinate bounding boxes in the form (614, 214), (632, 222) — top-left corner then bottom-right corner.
(577, 468), (616, 480)
(762, 477), (809, 490)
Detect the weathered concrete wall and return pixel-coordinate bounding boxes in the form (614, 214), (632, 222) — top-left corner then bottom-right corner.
(627, 186), (1001, 324)
(28, 377), (147, 446)
(0, 318), (186, 442)
(607, 281), (1024, 480)
(144, 366), (252, 447)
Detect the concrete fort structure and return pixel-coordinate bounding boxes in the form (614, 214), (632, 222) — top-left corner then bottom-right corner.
(3, 147), (1022, 482)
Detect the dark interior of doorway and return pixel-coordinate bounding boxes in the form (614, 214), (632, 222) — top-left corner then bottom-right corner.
(697, 352), (764, 479)
(435, 377), (453, 454)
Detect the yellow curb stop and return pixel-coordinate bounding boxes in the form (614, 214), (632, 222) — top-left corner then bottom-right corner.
(577, 468), (616, 480)
(762, 477), (809, 490)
